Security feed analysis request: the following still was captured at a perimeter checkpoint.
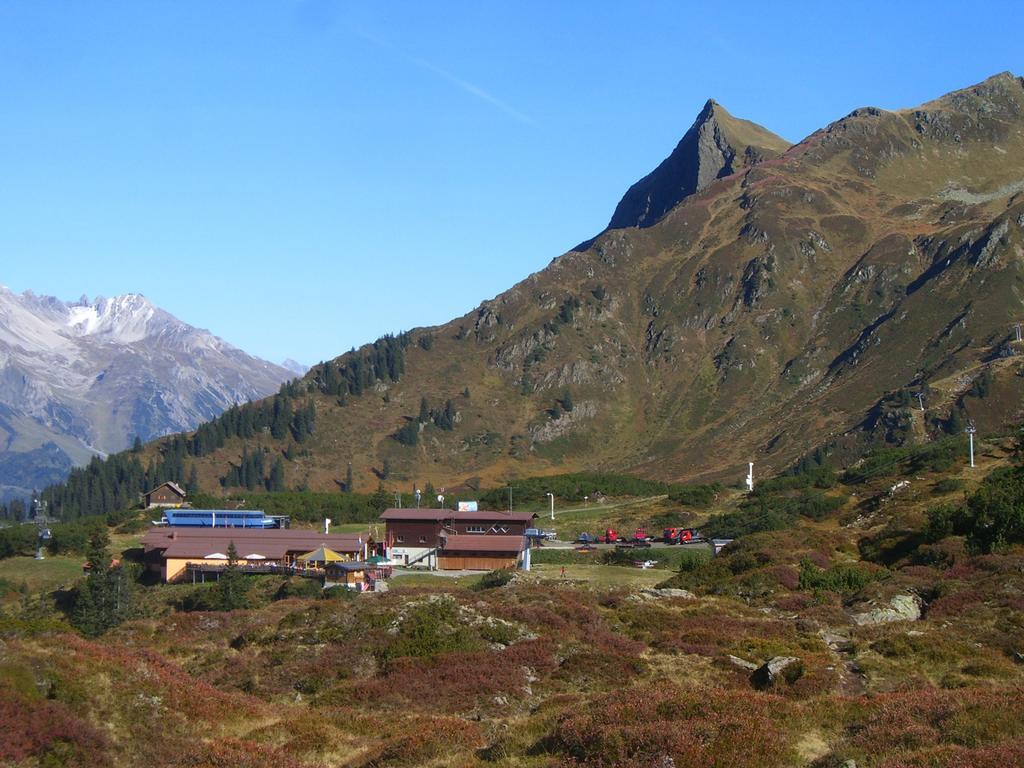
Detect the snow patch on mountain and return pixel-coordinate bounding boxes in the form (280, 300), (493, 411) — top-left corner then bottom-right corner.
(0, 288), (297, 499)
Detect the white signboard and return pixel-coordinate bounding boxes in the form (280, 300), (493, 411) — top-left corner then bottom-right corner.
(457, 501), (479, 512)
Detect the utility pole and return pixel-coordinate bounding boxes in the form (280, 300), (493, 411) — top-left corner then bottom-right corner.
(916, 392), (925, 411)
(33, 498), (49, 560)
(1015, 323), (1022, 343)
(546, 492), (554, 521)
(966, 421), (977, 468)
(507, 486), (512, 513)
(745, 463), (754, 493)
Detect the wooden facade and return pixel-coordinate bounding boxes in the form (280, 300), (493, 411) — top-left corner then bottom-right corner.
(448, 518), (530, 536)
(145, 481), (187, 508)
(437, 554), (519, 570)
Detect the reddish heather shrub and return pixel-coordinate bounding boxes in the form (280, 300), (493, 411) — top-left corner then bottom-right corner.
(772, 593), (814, 612)
(898, 565), (942, 581)
(177, 737), (313, 768)
(765, 564), (800, 590)
(550, 684), (794, 767)
(343, 639), (558, 713)
(803, 550), (831, 569)
(878, 741), (1024, 767)
(843, 688), (1024, 756)
(0, 684), (110, 767)
(354, 716), (484, 767)
(926, 588), (987, 619)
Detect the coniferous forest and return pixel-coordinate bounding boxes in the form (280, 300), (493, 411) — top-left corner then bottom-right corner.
(35, 332), (412, 521)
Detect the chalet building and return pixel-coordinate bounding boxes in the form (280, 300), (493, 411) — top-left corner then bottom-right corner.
(144, 481), (187, 509)
(141, 527), (371, 582)
(380, 508), (535, 570)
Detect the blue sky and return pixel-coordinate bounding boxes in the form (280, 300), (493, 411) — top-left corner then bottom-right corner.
(1, 1), (1022, 366)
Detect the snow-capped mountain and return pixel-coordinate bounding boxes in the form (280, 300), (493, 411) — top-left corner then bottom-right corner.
(0, 287), (294, 501)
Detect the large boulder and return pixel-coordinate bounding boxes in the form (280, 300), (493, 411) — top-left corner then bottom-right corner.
(751, 656), (803, 690)
(852, 594), (922, 626)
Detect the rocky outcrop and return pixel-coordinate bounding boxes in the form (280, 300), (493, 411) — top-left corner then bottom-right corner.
(608, 101), (790, 229)
(852, 594), (922, 626)
(751, 656), (803, 690)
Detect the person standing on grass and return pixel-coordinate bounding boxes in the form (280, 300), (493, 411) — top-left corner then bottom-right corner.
(560, 566), (566, 578)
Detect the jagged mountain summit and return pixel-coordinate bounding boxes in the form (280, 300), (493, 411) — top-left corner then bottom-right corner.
(115, 73), (1024, 496)
(0, 288), (293, 500)
(607, 99), (791, 229)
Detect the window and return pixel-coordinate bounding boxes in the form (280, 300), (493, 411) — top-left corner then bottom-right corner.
(419, 536), (427, 544)
(466, 525), (485, 533)
(396, 536), (404, 543)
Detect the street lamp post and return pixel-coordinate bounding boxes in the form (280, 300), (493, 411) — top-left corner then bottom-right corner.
(546, 492), (554, 521)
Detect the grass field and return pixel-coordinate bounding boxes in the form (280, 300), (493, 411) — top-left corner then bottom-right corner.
(527, 562), (669, 587)
(0, 555), (84, 594)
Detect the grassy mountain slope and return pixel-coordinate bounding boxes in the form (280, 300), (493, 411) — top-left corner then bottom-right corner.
(135, 73), (1024, 497)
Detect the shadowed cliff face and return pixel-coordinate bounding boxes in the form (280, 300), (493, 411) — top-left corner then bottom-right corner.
(128, 73), (1024, 493)
(607, 100), (791, 229)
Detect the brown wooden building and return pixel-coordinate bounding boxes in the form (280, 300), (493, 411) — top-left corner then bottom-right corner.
(141, 527), (371, 582)
(144, 481), (187, 509)
(436, 534), (526, 570)
(380, 508), (535, 569)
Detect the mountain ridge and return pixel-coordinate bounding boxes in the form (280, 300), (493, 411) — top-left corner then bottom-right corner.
(54, 72), (1024, 502)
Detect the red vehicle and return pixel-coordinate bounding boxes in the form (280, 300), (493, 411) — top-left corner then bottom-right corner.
(604, 528), (620, 544)
(632, 527), (649, 542)
(662, 527), (698, 544)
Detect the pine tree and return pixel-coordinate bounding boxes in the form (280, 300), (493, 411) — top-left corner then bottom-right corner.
(216, 541), (249, 611)
(418, 396), (430, 424)
(268, 457), (285, 492)
(561, 390), (574, 412)
(187, 464), (200, 494)
(948, 408), (965, 435)
(132, 435), (143, 453)
(85, 526), (111, 572)
(346, 462), (354, 494)
(72, 526), (137, 637)
(381, 458), (391, 480)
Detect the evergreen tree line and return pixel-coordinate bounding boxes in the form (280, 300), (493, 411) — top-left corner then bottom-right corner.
(220, 448), (286, 491)
(38, 382), (315, 520)
(314, 333), (411, 398)
(395, 395), (458, 446)
(190, 385), (315, 457)
(40, 452), (159, 520)
(0, 499), (27, 521)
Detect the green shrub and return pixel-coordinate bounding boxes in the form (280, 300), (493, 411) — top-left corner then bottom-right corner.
(274, 577), (323, 601)
(933, 478), (965, 495)
(475, 569), (514, 590)
(797, 559), (879, 595)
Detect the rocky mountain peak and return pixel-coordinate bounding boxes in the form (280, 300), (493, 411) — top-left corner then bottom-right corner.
(607, 99), (790, 229)
(0, 288), (297, 501)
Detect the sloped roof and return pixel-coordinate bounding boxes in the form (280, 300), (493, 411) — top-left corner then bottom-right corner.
(297, 546), (347, 563)
(380, 508), (536, 523)
(439, 534), (526, 554)
(379, 508), (449, 521)
(451, 510), (536, 523)
(146, 481), (186, 497)
(143, 527), (367, 557)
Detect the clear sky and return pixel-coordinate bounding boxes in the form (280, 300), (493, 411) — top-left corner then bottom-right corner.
(1, 1), (1021, 366)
